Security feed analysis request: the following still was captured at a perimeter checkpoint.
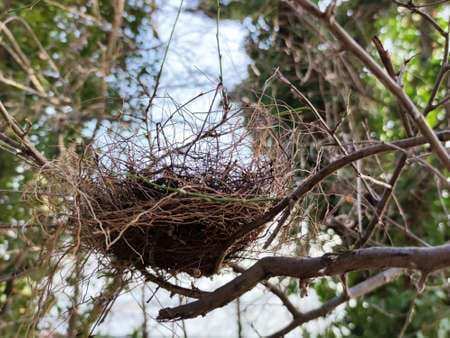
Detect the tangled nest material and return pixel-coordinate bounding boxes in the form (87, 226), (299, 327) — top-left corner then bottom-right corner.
(74, 158), (277, 277)
(33, 105), (291, 278)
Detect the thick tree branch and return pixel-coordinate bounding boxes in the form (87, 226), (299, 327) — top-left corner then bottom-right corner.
(157, 244), (450, 321)
(287, 0), (450, 170)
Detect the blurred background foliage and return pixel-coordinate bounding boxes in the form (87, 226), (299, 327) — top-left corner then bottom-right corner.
(0, 0), (159, 336)
(196, 0), (449, 337)
(0, 0), (449, 337)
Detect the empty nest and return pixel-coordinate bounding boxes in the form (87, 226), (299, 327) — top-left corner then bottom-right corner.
(71, 160), (277, 277)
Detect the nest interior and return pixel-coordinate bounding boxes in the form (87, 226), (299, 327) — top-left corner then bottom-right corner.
(73, 164), (276, 277)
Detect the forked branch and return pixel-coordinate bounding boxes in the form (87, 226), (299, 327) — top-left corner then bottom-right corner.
(158, 244), (450, 320)
(0, 100), (48, 166)
(267, 268), (403, 337)
(233, 129), (450, 239)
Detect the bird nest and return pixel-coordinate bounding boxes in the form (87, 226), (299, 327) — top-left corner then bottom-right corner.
(31, 95), (291, 278)
(71, 160), (276, 277)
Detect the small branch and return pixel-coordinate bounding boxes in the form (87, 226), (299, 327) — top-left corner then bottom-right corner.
(0, 100), (48, 166)
(230, 263), (301, 318)
(372, 36), (414, 136)
(103, 0), (124, 74)
(276, 70), (378, 199)
(141, 269), (208, 299)
(397, 293), (418, 338)
(142, 0), (184, 149)
(355, 153), (407, 248)
(325, 215), (381, 247)
(384, 216), (431, 247)
(405, 0), (450, 8)
(372, 36), (397, 79)
(0, 131), (26, 152)
(267, 268), (403, 338)
(394, 0), (447, 37)
(263, 206), (291, 249)
(428, 94), (450, 112)
(423, 15), (450, 115)
(44, 0), (113, 32)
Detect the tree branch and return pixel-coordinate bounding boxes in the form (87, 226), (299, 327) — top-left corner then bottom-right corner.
(157, 244), (450, 321)
(140, 269), (208, 299)
(232, 130), (450, 241)
(266, 268), (403, 337)
(355, 154), (407, 248)
(0, 100), (48, 166)
(230, 263), (301, 318)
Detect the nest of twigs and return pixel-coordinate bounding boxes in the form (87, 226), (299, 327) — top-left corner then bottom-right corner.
(31, 98), (291, 278)
(67, 154), (278, 277)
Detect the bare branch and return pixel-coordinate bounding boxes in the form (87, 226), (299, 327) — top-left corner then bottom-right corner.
(230, 263), (301, 318)
(232, 130), (450, 241)
(267, 268), (403, 337)
(140, 269), (208, 299)
(276, 70), (378, 198)
(0, 101), (48, 166)
(394, 0), (447, 37)
(157, 244), (450, 320)
(355, 154), (407, 248)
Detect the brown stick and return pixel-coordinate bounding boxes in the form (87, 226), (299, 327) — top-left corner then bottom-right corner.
(141, 269), (208, 299)
(230, 263), (301, 318)
(355, 154), (407, 248)
(0, 100), (48, 166)
(267, 268), (403, 337)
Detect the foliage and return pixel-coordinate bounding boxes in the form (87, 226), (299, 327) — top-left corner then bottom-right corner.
(197, 0), (450, 337)
(0, 0), (160, 336)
